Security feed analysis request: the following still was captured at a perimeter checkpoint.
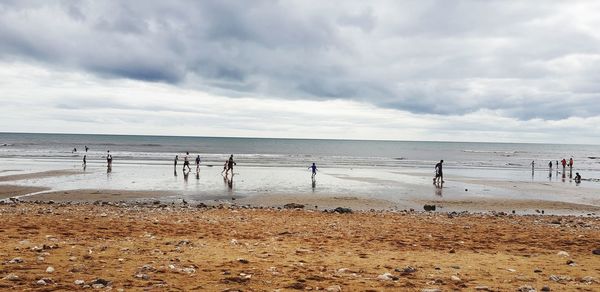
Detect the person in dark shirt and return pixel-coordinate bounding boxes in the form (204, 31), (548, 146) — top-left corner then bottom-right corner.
(227, 155), (236, 176)
(309, 163), (318, 179)
(195, 155), (201, 173)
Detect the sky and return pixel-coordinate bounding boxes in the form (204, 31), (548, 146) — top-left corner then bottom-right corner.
(1, 1), (599, 144)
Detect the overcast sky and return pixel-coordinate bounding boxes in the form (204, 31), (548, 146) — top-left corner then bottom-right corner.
(1, 1), (599, 143)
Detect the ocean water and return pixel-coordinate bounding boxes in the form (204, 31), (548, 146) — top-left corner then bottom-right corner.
(1, 132), (600, 211)
(1, 132), (599, 171)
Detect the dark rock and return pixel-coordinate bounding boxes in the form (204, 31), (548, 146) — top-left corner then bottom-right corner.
(285, 282), (306, 289)
(593, 249), (600, 255)
(333, 207), (352, 214)
(541, 286), (551, 291)
(91, 278), (110, 286)
(423, 204), (436, 211)
(284, 203), (305, 209)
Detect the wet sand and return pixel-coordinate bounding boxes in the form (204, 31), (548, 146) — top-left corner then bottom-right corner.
(0, 204), (598, 291)
(0, 185), (49, 199)
(21, 189), (176, 202)
(0, 170), (79, 182)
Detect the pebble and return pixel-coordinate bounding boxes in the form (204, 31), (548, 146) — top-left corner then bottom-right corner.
(46, 266), (55, 273)
(182, 267), (196, 274)
(325, 285), (341, 292)
(541, 286), (551, 291)
(592, 249), (600, 255)
(74, 279), (85, 285)
(92, 283), (105, 289)
(135, 273), (149, 280)
(517, 285), (535, 292)
(8, 257), (24, 264)
(549, 274), (571, 282)
(237, 258), (249, 264)
(2, 274), (19, 281)
(581, 276), (595, 283)
(36, 279), (47, 285)
(474, 286), (490, 291)
(421, 289), (441, 292)
(557, 251), (569, 257)
(450, 275), (461, 282)
(507, 268), (516, 272)
(377, 272), (395, 281)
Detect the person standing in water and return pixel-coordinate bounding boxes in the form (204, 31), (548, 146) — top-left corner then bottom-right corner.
(531, 160), (535, 172)
(83, 155), (87, 167)
(434, 160), (444, 184)
(227, 155), (236, 177)
(221, 160), (228, 175)
(309, 163), (318, 179)
(195, 155), (201, 173)
(106, 150), (113, 171)
(183, 152), (191, 172)
(174, 155), (178, 168)
(561, 158), (567, 170)
(85, 145), (89, 152)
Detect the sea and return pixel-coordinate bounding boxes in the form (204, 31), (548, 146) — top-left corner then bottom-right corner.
(1, 132), (600, 211)
(1, 132), (599, 171)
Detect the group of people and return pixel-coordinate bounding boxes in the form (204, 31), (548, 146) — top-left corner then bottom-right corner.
(174, 152), (202, 173)
(532, 157), (581, 183)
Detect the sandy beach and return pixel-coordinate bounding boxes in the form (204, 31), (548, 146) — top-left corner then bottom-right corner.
(0, 203), (599, 291)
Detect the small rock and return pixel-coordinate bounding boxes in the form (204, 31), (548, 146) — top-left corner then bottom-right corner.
(507, 268), (516, 272)
(36, 279), (47, 285)
(423, 204), (436, 211)
(46, 266), (55, 273)
(333, 207), (352, 214)
(2, 274), (19, 281)
(549, 274), (571, 282)
(8, 257), (24, 264)
(566, 259), (576, 266)
(74, 279), (85, 285)
(182, 267), (196, 274)
(592, 249), (600, 255)
(557, 251), (569, 257)
(377, 272), (395, 281)
(534, 269), (543, 273)
(541, 286), (550, 291)
(100, 213), (107, 217)
(517, 285), (535, 292)
(135, 273), (149, 280)
(581, 276), (595, 283)
(450, 275), (461, 282)
(395, 266), (417, 275)
(69, 256), (77, 261)
(92, 283), (105, 289)
(474, 286), (490, 291)
(237, 258), (249, 264)
(284, 203), (305, 209)
(325, 285), (342, 292)
(90, 278), (110, 286)
(421, 289), (441, 292)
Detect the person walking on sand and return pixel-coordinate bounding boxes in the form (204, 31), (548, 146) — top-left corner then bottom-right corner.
(434, 160), (444, 184)
(309, 163), (318, 179)
(227, 155), (236, 176)
(183, 152), (191, 172)
(174, 155), (178, 168)
(195, 155), (201, 173)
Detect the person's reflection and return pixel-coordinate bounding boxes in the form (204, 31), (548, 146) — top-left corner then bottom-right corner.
(183, 169), (189, 183)
(434, 181), (443, 196)
(548, 169), (552, 181)
(174, 169), (178, 177)
(562, 171), (566, 182)
(196, 172), (200, 180)
(311, 175), (316, 190)
(224, 173), (234, 191)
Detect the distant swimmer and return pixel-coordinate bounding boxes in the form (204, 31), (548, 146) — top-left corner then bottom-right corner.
(574, 172), (581, 183)
(227, 155), (236, 176)
(309, 163), (318, 179)
(195, 155), (201, 173)
(85, 145), (89, 152)
(72, 147), (77, 153)
(183, 152), (191, 172)
(434, 160), (444, 184)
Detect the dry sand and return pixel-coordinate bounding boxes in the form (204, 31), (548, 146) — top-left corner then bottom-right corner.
(0, 203), (598, 291)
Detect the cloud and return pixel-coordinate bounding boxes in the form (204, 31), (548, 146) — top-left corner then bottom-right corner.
(0, 1), (599, 134)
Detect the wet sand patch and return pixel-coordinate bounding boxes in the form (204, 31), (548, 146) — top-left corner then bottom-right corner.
(21, 189), (176, 202)
(0, 170), (79, 182)
(0, 185), (49, 199)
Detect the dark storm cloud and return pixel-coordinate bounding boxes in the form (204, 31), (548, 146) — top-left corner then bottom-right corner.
(1, 0), (599, 120)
